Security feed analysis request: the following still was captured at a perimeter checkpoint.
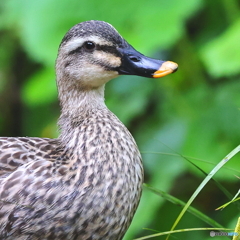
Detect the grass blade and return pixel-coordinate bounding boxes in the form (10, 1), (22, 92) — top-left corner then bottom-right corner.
(166, 145), (240, 240)
(144, 183), (224, 228)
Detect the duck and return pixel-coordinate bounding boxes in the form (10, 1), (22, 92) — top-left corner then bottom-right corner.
(0, 20), (178, 240)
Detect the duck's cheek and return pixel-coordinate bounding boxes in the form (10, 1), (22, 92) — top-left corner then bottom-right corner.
(71, 63), (118, 88)
(85, 67), (119, 88)
(92, 51), (121, 69)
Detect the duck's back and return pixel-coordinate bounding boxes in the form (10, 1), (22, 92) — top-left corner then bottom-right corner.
(0, 137), (60, 177)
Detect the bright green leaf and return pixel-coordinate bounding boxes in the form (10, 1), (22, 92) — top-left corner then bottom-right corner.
(200, 18), (240, 78)
(21, 67), (57, 106)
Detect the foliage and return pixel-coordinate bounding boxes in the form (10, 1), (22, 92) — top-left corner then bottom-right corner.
(0, 0), (240, 239)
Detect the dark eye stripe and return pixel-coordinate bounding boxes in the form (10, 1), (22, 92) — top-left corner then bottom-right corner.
(67, 43), (121, 73)
(68, 44), (120, 57)
(97, 45), (120, 57)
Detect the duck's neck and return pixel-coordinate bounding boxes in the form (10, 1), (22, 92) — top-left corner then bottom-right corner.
(59, 85), (106, 116)
(58, 85), (109, 145)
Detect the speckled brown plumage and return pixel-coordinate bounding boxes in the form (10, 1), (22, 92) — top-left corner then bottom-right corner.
(0, 111), (142, 240)
(0, 20), (177, 240)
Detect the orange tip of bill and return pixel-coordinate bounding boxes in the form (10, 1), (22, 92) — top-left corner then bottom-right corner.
(153, 61), (178, 78)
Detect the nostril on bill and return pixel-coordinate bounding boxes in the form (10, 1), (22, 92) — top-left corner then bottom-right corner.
(129, 56), (140, 62)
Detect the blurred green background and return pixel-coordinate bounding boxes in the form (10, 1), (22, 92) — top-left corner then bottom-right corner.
(0, 0), (240, 239)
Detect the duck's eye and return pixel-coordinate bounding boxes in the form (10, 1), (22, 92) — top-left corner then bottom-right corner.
(83, 41), (96, 51)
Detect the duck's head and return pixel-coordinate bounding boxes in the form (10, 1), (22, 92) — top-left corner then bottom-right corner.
(56, 21), (178, 116)
(56, 20), (178, 107)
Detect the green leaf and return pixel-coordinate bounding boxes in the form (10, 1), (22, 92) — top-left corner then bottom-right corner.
(21, 67), (57, 106)
(200, 18), (240, 78)
(2, 0), (202, 66)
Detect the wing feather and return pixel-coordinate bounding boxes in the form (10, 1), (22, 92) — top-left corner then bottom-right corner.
(0, 137), (60, 177)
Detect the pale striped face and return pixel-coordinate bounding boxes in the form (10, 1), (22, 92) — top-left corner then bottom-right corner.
(56, 34), (123, 89)
(56, 20), (178, 93)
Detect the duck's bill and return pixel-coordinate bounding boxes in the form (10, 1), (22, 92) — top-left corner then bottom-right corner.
(117, 45), (178, 78)
(152, 61), (178, 78)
